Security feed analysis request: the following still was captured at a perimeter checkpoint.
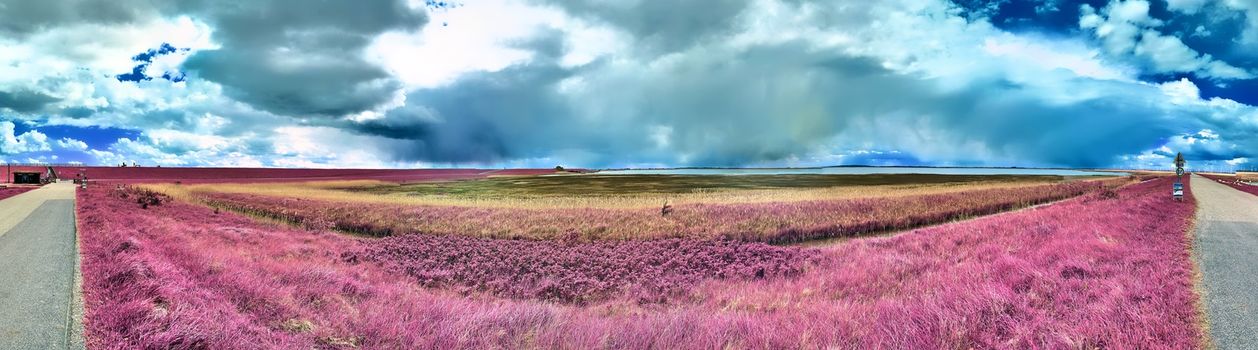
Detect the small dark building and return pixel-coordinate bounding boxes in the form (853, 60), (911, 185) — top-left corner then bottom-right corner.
(13, 172), (41, 184)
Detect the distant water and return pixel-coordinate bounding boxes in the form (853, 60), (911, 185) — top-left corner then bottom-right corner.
(596, 167), (1123, 176)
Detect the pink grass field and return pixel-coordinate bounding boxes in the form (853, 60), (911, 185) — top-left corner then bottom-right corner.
(77, 176), (1201, 348)
(0, 186), (35, 200)
(198, 178), (1127, 242)
(1200, 173), (1258, 197)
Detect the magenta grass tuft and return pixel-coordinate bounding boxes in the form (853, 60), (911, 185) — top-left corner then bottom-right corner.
(0, 186), (34, 201)
(1200, 173), (1258, 197)
(348, 234), (816, 304)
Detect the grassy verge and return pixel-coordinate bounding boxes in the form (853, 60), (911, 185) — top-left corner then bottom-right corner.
(77, 176), (1201, 348)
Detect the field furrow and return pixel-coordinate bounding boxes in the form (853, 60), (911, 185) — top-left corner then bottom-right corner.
(182, 178), (1128, 242)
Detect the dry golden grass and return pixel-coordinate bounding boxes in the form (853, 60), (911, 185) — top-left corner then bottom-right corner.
(143, 176), (1102, 209)
(166, 177), (1130, 242)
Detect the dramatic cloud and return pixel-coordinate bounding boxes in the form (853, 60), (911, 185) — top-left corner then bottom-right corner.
(178, 0), (426, 116)
(1, 121), (51, 155)
(0, 0), (1256, 170)
(539, 0), (754, 54)
(1079, 0), (1253, 79)
(0, 89), (59, 113)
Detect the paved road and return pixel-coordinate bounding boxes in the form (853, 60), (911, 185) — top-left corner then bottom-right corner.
(1192, 174), (1258, 349)
(0, 183), (84, 350)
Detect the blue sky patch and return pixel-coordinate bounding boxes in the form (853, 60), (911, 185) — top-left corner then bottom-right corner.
(13, 122), (140, 150)
(116, 43), (189, 83)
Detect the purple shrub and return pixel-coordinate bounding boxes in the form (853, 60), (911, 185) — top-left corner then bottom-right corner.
(1200, 173), (1258, 197)
(111, 185), (171, 209)
(347, 235), (817, 304)
(0, 186), (35, 200)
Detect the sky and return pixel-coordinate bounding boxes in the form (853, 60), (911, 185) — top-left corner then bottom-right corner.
(0, 0), (1256, 171)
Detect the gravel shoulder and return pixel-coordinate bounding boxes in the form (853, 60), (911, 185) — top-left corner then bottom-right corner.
(1191, 174), (1258, 349)
(0, 183), (83, 350)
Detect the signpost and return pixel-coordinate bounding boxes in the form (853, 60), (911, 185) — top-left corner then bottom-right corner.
(1173, 153), (1185, 202)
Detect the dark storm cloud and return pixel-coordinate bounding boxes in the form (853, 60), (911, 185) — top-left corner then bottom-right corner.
(0, 0), (166, 36)
(919, 78), (1194, 167)
(0, 0), (426, 118)
(1163, 144), (1253, 162)
(0, 89), (60, 113)
(177, 0), (426, 116)
(347, 33), (1201, 167)
(342, 32), (579, 163)
(1166, 122), (1258, 163)
(535, 0), (753, 54)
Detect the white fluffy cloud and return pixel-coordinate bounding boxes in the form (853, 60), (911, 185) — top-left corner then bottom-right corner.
(0, 121), (51, 154)
(1080, 0), (1253, 79)
(54, 137), (88, 151)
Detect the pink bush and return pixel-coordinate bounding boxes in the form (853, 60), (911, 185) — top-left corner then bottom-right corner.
(1200, 173), (1258, 197)
(0, 186), (34, 200)
(348, 235), (815, 304)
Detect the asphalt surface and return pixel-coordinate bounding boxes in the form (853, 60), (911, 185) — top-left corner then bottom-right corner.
(1192, 174), (1258, 349)
(0, 183), (83, 350)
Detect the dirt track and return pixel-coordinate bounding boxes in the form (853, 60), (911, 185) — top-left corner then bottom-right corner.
(1191, 174), (1258, 349)
(0, 183), (83, 349)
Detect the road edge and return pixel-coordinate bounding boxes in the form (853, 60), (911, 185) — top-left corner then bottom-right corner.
(1187, 175), (1216, 350)
(68, 188), (85, 350)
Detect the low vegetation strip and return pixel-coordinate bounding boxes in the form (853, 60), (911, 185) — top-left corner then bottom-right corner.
(190, 178), (1128, 242)
(166, 174), (1080, 209)
(0, 187), (34, 201)
(1200, 173), (1258, 197)
(77, 176), (1199, 348)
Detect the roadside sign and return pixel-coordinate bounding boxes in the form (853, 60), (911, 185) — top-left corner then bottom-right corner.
(1174, 153), (1186, 201)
